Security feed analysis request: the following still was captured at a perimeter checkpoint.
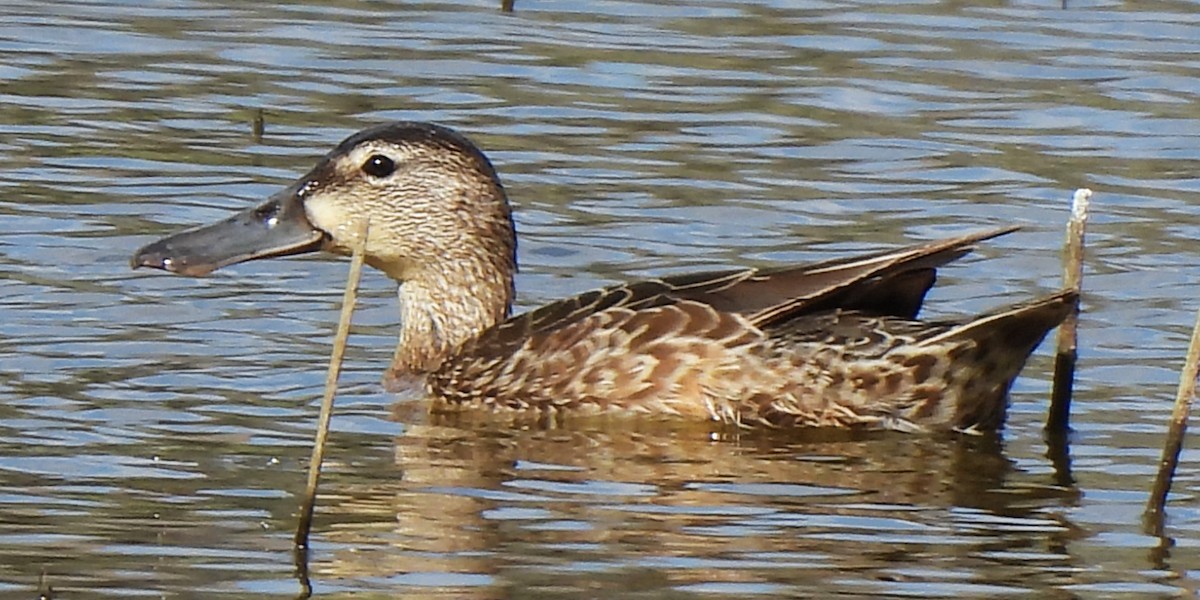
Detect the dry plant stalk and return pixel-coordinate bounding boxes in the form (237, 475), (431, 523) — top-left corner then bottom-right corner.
(1047, 188), (1091, 433)
(1146, 306), (1200, 518)
(295, 218), (370, 548)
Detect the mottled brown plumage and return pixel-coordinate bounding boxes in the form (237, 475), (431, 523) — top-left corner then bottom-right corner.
(132, 121), (1078, 433)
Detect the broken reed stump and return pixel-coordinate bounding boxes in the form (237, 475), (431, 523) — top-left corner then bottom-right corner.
(251, 108), (265, 143)
(295, 218), (370, 549)
(1145, 305), (1200, 519)
(1047, 188), (1092, 433)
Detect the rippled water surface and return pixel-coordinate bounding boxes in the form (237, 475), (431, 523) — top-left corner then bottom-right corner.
(2, 0), (1200, 597)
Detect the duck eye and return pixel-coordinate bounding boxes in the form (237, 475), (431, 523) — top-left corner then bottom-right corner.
(362, 154), (396, 178)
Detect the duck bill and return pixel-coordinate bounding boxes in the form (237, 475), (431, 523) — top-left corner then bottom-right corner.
(130, 181), (326, 276)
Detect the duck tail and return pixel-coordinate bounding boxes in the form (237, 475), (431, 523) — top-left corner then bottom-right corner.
(919, 289), (1079, 432)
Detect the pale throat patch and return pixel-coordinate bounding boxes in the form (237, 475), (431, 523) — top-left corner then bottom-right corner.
(303, 194), (359, 250)
(306, 192), (418, 280)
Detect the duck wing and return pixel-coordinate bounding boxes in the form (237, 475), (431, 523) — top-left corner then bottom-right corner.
(452, 226), (1018, 367)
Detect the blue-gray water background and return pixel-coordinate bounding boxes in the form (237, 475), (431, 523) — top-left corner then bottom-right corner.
(1, 0), (1198, 597)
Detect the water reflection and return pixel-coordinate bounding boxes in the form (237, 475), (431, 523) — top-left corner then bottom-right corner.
(299, 418), (1084, 597)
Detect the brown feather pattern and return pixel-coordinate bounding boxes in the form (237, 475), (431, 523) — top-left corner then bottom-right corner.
(429, 246), (1077, 433)
(431, 286), (1076, 433)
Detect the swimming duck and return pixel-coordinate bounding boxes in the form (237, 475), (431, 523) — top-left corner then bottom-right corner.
(132, 122), (1077, 433)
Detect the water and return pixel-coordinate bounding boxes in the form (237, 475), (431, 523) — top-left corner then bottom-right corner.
(1, 0), (1199, 597)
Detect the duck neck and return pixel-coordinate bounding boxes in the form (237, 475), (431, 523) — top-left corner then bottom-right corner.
(386, 248), (515, 380)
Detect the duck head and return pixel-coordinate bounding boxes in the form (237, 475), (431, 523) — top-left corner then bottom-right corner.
(133, 122), (518, 376)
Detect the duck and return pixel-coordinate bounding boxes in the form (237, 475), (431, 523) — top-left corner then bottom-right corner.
(131, 121), (1077, 433)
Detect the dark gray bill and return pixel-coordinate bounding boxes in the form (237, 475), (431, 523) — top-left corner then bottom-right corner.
(130, 181), (326, 276)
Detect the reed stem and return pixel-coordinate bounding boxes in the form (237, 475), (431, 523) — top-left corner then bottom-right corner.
(1047, 188), (1091, 433)
(1146, 305), (1200, 517)
(294, 218), (370, 548)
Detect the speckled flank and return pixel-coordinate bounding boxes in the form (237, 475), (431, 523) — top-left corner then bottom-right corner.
(428, 287), (1074, 433)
